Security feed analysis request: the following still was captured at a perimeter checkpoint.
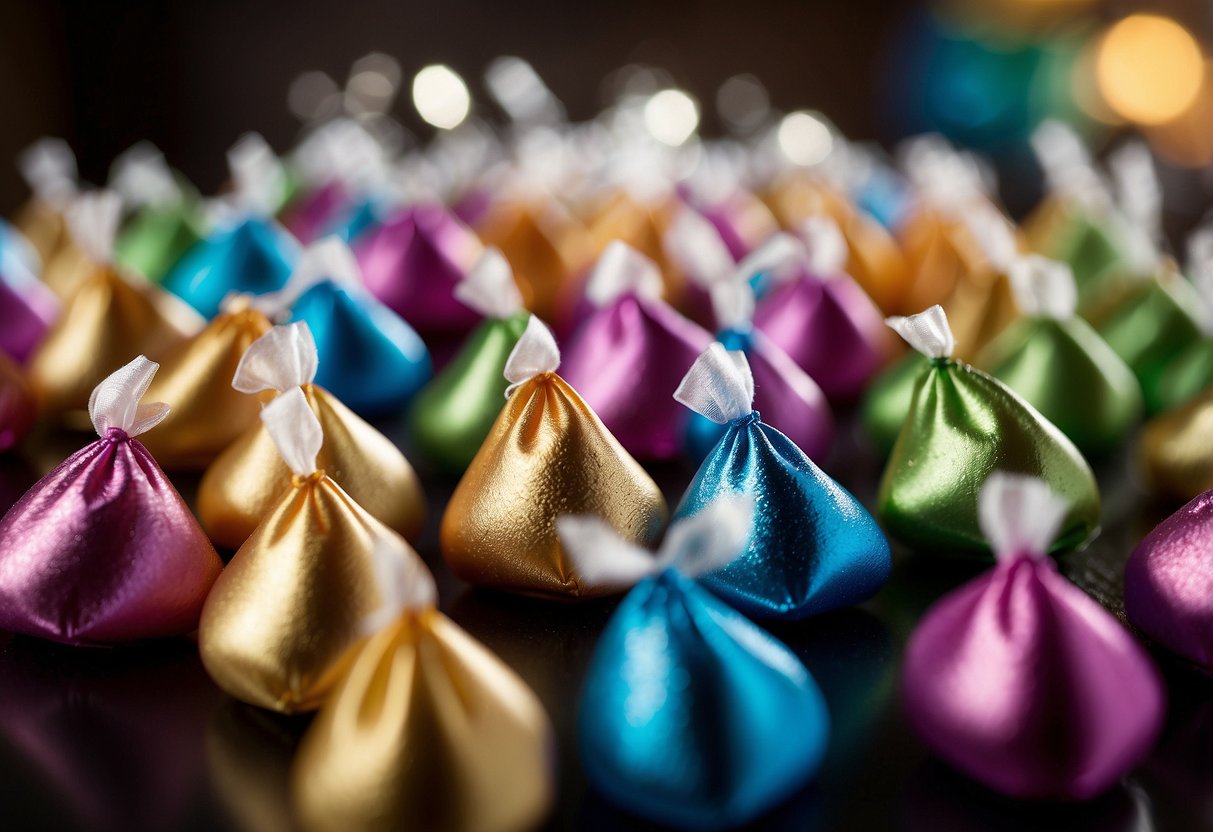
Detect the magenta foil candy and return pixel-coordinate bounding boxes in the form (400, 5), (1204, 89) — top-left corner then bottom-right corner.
(281, 180), (349, 245)
(902, 474), (1163, 800)
(0, 273), (58, 365)
(354, 204), (483, 341)
(753, 268), (888, 401)
(0, 353), (35, 452)
(1126, 491), (1213, 670)
(0, 358), (222, 645)
(562, 290), (712, 460)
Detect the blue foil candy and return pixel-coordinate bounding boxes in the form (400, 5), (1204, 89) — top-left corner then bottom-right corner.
(326, 198), (383, 244)
(684, 327), (833, 464)
(164, 217), (299, 318)
(676, 412), (890, 619)
(579, 568), (829, 831)
(287, 280), (431, 417)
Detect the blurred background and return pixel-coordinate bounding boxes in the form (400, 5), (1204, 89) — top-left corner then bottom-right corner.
(2, 0), (1212, 231)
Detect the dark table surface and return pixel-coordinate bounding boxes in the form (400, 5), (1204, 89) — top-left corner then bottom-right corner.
(1, 406), (1211, 832)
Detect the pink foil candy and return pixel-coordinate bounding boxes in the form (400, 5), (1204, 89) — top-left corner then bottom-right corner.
(752, 223), (890, 400)
(1126, 491), (1213, 670)
(0, 356), (222, 645)
(354, 204), (484, 341)
(281, 180), (349, 245)
(0, 264), (58, 365)
(903, 473), (1163, 800)
(561, 242), (713, 460)
(0, 352), (35, 452)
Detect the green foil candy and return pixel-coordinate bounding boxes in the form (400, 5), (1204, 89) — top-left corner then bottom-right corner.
(1155, 340), (1213, 413)
(861, 351), (928, 456)
(115, 203), (204, 284)
(978, 256), (1142, 456)
(877, 306), (1100, 557)
(1088, 263), (1203, 414)
(408, 249), (531, 472)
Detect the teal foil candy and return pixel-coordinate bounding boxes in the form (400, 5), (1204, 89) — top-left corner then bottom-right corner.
(677, 412), (889, 619)
(684, 327), (833, 464)
(578, 569), (829, 831)
(164, 217), (299, 318)
(288, 281), (431, 417)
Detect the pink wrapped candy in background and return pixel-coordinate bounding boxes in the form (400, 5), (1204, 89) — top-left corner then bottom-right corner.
(902, 473), (1163, 801)
(354, 203), (484, 343)
(1126, 491), (1213, 671)
(0, 352), (35, 453)
(561, 242), (712, 460)
(0, 231), (59, 364)
(752, 222), (891, 401)
(0, 356), (222, 646)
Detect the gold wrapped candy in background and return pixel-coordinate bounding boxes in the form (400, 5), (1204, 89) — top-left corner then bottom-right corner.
(28, 264), (201, 423)
(198, 383), (425, 549)
(582, 192), (684, 305)
(140, 302), (274, 469)
(762, 172), (910, 312)
(1139, 389), (1213, 501)
(475, 199), (593, 324)
(292, 609), (555, 832)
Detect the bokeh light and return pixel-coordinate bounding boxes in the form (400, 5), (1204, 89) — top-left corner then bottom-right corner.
(411, 64), (471, 130)
(1095, 14), (1204, 126)
(777, 111), (833, 166)
(643, 89), (700, 146)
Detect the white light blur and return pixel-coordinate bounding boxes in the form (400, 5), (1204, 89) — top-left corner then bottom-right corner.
(644, 89), (700, 147)
(777, 110), (833, 166)
(412, 64), (471, 130)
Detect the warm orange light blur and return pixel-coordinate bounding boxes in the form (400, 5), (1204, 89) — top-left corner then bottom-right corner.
(1095, 15), (1204, 125)
(1145, 59), (1213, 167)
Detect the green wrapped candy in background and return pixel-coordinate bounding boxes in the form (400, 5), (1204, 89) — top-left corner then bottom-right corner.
(878, 305), (1099, 557)
(978, 256), (1142, 456)
(1155, 230), (1213, 413)
(108, 142), (205, 283)
(861, 351), (926, 456)
(1155, 340), (1213, 414)
(1087, 261), (1203, 414)
(409, 248), (531, 472)
(116, 202), (204, 283)
(1023, 122), (1137, 318)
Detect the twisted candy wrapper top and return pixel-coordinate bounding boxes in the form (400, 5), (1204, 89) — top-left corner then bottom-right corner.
(903, 474), (1163, 800)
(0, 356), (222, 645)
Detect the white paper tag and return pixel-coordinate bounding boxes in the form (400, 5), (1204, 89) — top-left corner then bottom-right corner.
(65, 190), (123, 265)
(503, 314), (559, 396)
(662, 207), (734, 288)
(673, 343), (755, 424)
(978, 472), (1069, 562)
(455, 247), (525, 319)
(109, 142), (182, 210)
(88, 355), (170, 438)
(555, 493), (754, 592)
(1009, 255), (1077, 320)
(585, 241), (664, 306)
(885, 305), (955, 359)
(260, 386), (322, 477)
(232, 322), (319, 393)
